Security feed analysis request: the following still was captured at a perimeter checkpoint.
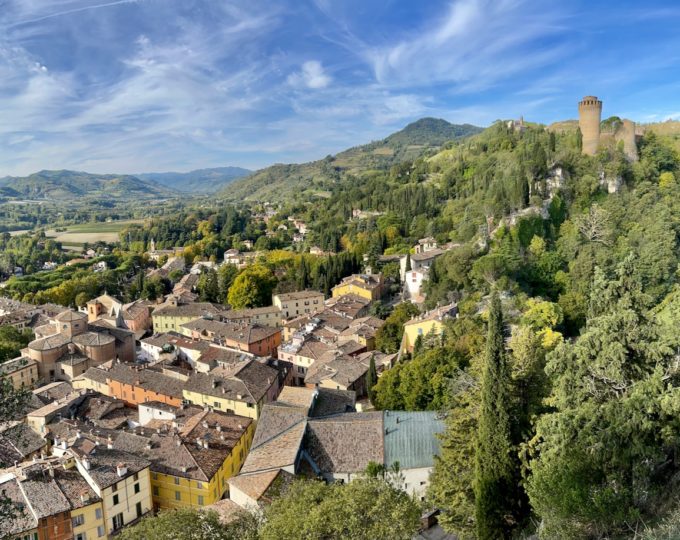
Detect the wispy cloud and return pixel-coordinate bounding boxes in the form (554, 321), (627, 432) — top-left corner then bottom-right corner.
(0, 0), (679, 175)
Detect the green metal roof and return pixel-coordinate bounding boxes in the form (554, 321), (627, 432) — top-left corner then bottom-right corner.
(383, 411), (445, 470)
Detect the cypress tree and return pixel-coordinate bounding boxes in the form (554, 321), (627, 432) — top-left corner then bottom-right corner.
(405, 253), (412, 272)
(474, 291), (515, 539)
(366, 355), (377, 406)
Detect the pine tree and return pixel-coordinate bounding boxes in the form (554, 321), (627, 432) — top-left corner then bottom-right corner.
(366, 355), (377, 406)
(474, 291), (515, 539)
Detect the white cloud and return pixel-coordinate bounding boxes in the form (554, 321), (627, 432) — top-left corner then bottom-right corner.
(287, 60), (332, 89)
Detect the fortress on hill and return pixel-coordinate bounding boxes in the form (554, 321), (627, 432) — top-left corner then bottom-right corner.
(578, 95), (638, 160)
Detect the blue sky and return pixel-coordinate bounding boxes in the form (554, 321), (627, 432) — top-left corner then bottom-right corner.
(1, 0), (680, 176)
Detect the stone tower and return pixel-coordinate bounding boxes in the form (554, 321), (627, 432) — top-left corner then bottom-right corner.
(578, 95), (602, 155)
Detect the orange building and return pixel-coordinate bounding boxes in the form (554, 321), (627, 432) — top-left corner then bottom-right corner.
(180, 319), (282, 357)
(78, 364), (185, 407)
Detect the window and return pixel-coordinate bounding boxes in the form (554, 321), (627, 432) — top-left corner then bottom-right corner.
(112, 494), (119, 506)
(214, 401), (220, 408)
(75, 533), (87, 540)
(136, 502), (143, 518)
(112, 482), (118, 492)
(175, 491), (181, 501)
(134, 483), (140, 494)
(153, 486), (159, 496)
(196, 481), (203, 489)
(112, 513), (124, 531)
(133, 473), (139, 481)
(97, 526), (105, 538)
(174, 477), (180, 485)
(95, 508), (102, 520)
(198, 495), (204, 505)
(72, 514), (85, 527)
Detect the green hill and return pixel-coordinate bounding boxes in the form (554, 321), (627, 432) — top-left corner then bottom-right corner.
(137, 166), (251, 193)
(220, 118), (482, 202)
(0, 170), (178, 200)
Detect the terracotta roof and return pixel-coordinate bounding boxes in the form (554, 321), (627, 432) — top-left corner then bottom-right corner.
(19, 471), (72, 518)
(52, 468), (100, 509)
(152, 301), (225, 318)
(240, 421), (306, 474)
(227, 469), (289, 502)
(55, 310), (87, 322)
(304, 354), (369, 388)
(204, 498), (247, 524)
(79, 448), (151, 489)
(72, 331), (115, 347)
(305, 412), (384, 474)
(276, 387), (317, 410)
(102, 364), (186, 399)
(181, 319), (280, 345)
(0, 356), (36, 376)
(274, 290), (324, 302)
(0, 478), (38, 535)
(28, 332), (70, 351)
(185, 360), (278, 404)
(0, 422), (46, 467)
(251, 404), (307, 448)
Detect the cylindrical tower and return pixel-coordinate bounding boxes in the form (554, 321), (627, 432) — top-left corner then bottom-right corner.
(578, 96), (602, 155)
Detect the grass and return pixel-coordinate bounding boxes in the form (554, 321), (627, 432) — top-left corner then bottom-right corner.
(44, 218), (144, 246)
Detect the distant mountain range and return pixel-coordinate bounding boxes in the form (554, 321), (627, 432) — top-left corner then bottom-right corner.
(220, 118), (483, 202)
(0, 166), (252, 201)
(137, 166), (251, 193)
(0, 170), (177, 200)
(0, 118), (482, 203)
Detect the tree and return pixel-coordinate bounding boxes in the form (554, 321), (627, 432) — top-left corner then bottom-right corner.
(218, 264), (239, 303)
(227, 265), (277, 309)
(198, 269), (220, 303)
(366, 355), (377, 406)
(75, 292), (90, 308)
(375, 302), (420, 353)
(117, 508), (258, 540)
(474, 291), (517, 539)
(527, 256), (680, 538)
(259, 478), (420, 540)
(0, 326), (33, 364)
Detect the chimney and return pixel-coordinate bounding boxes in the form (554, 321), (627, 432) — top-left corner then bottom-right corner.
(175, 439), (182, 447)
(202, 440), (209, 449)
(61, 441), (67, 450)
(48, 465), (54, 478)
(116, 463), (127, 477)
(79, 490), (89, 505)
(145, 442), (152, 451)
(202, 421), (209, 429)
(107, 437), (113, 450)
(82, 456), (91, 470)
(216, 425), (222, 432)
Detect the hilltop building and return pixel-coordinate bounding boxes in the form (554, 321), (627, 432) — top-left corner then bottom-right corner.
(578, 95), (638, 160)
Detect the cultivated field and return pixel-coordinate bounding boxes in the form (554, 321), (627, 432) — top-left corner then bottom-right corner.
(45, 219), (144, 246)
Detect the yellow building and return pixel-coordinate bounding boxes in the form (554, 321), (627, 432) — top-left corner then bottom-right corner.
(0, 357), (39, 389)
(273, 290), (324, 320)
(331, 274), (383, 302)
(182, 361), (280, 420)
(401, 303), (458, 353)
(74, 448), (153, 535)
(146, 410), (254, 510)
(151, 297), (225, 333)
(52, 467), (107, 540)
